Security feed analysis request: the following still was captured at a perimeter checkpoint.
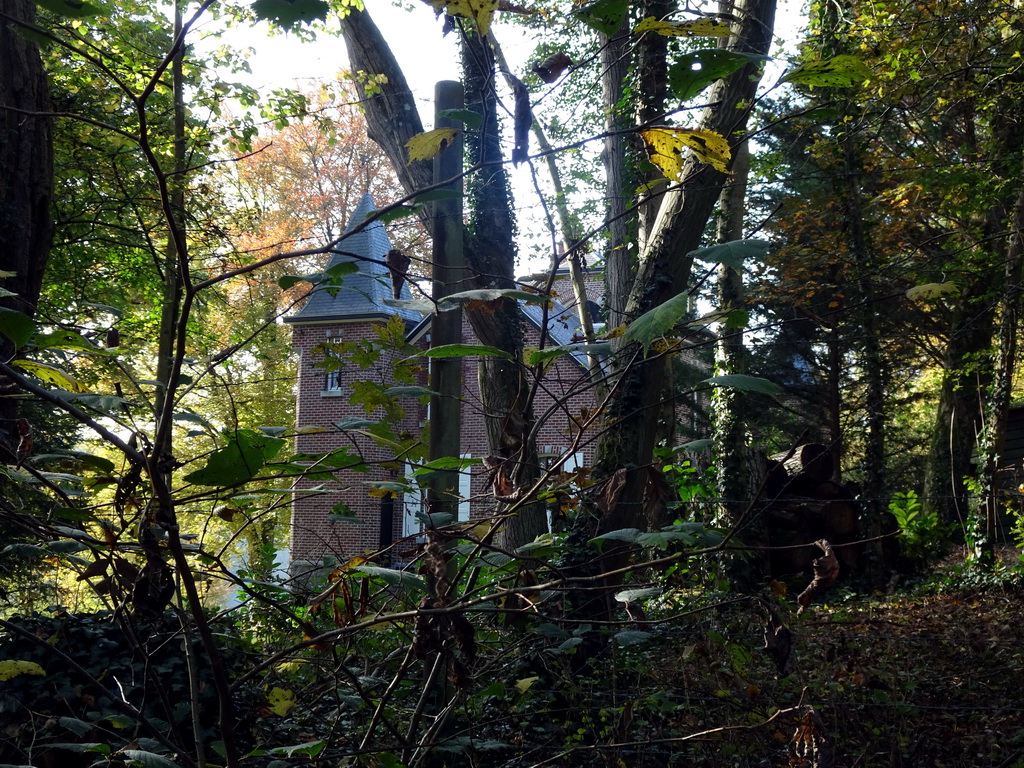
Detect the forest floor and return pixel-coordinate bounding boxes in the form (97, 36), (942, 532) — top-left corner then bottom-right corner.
(672, 553), (1024, 768)
(778, 588), (1024, 767)
(499, 554), (1024, 768)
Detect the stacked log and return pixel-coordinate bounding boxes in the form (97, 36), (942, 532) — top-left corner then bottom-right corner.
(763, 443), (860, 574)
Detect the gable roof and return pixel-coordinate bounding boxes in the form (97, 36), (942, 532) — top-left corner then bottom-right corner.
(285, 194), (421, 326)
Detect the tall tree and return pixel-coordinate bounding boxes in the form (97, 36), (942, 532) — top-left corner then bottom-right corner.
(340, 6), (550, 549)
(592, 0), (777, 541)
(0, 0), (53, 456)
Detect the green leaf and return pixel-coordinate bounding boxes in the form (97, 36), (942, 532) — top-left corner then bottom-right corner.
(32, 450), (115, 473)
(590, 528), (643, 547)
(34, 0), (102, 17)
(613, 630), (653, 645)
(437, 109), (484, 129)
(636, 529), (694, 549)
(422, 344), (513, 360)
(173, 411), (216, 433)
(58, 717), (94, 737)
(51, 506), (97, 521)
(351, 565), (428, 593)
(267, 740), (325, 758)
(575, 0), (630, 33)
(335, 416), (378, 430)
(416, 511), (454, 528)
(183, 429), (285, 487)
(251, 0), (329, 27)
(614, 587), (662, 602)
(414, 189), (465, 203)
(525, 342), (611, 367)
(674, 438), (714, 453)
(669, 49), (771, 101)
(782, 55), (872, 87)
(689, 239), (769, 270)
(46, 540), (88, 554)
(383, 385), (438, 398)
(623, 292), (690, 352)
(34, 329), (109, 355)
(414, 455), (481, 472)
(278, 274), (309, 290)
(437, 288), (545, 310)
(83, 302), (123, 318)
(325, 261), (360, 281)
(367, 481), (413, 493)
(56, 392), (128, 415)
(121, 750), (181, 768)
(370, 204), (422, 224)
(383, 297), (436, 314)
(281, 261), (359, 290)
(1, 543), (45, 557)
(700, 373), (780, 396)
(327, 514), (364, 528)
(0, 308), (36, 349)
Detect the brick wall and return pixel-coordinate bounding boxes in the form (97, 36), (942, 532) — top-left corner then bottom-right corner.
(289, 303), (709, 566)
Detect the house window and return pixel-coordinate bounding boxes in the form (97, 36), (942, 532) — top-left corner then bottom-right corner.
(540, 448), (585, 531)
(321, 331), (345, 393)
(458, 453), (472, 523)
(587, 300), (606, 333)
(401, 455), (473, 530)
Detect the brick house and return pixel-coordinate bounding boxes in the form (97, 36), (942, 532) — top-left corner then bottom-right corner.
(286, 194), (708, 572)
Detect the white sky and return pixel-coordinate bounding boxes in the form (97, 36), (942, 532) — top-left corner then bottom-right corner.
(223, 0), (806, 123)
(222, 1), (513, 129)
(208, 0), (808, 272)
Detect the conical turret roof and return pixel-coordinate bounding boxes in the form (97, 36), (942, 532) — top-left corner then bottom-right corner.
(286, 194), (420, 325)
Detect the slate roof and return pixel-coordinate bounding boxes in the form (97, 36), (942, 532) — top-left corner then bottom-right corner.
(285, 194), (421, 326)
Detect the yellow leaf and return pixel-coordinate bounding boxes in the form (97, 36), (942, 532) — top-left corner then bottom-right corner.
(640, 127), (732, 178)
(405, 127), (460, 165)
(634, 16), (732, 37)
(422, 0), (500, 34)
(0, 660), (46, 681)
(515, 676), (539, 693)
(465, 519), (494, 539)
(906, 282), (960, 302)
(11, 360), (86, 392)
(267, 686), (296, 716)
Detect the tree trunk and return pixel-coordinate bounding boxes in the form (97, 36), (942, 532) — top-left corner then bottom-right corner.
(338, 10), (546, 548)
(0, 0), (54, 458)
(338, 9), (432, 208)
(599, 21), (631, 330)
(713, 141), (763, 583)
(839, 134), (888, 583)
(460, 32), (547, 550)
(921, 265), (996, 528)
(972, 173), (1024, 564)
(594, 0), (777, 538)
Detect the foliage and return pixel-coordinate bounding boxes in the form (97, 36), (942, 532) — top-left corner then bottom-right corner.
(888, 489), (946, 566)
(0, 611), (254, 764)
(7, 0), (1024, 765)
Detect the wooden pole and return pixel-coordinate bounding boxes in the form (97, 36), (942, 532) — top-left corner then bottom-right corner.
(427, 81), (465, 523)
